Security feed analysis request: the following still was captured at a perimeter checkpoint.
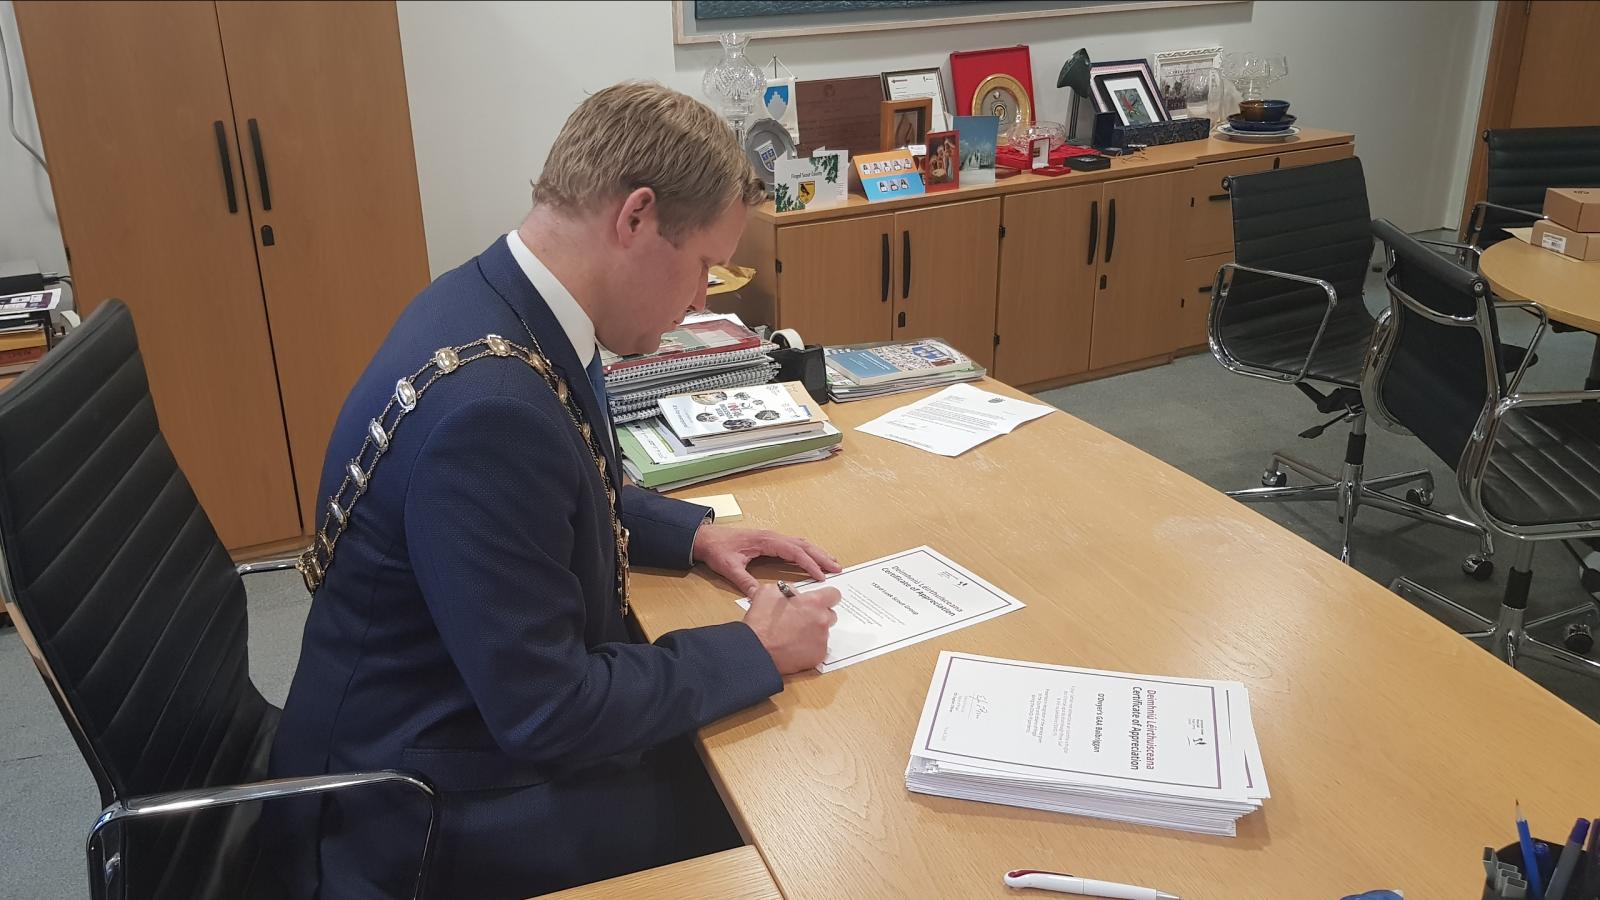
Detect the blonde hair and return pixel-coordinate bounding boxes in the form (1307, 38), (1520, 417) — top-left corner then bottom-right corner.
(533, 81), (766, 243)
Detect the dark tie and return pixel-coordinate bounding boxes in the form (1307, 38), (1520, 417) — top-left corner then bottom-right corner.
(584, 353), (612, 447)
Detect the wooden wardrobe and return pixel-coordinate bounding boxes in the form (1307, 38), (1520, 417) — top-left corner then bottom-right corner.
(16, 1), (430, 556)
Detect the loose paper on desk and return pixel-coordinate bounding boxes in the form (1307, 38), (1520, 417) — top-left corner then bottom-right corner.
(737, 546), (1024, 673)
(856, 383), (1053, 456)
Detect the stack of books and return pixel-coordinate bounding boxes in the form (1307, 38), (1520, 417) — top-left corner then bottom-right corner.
(601, 314), (778, 424)
(617, 381), (842, 491)
(0, 287), (61, 380)
(905, 652), (1270, 837)
(825, 338), (984, 401)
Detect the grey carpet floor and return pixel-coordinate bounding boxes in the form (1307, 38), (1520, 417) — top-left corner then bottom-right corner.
(4, 249), (1597, 898)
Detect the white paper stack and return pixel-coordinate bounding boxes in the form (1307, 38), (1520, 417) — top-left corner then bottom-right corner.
(906, 652), (1269, 837)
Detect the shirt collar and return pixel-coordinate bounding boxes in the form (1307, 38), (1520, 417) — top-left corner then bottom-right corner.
(505, 230), (597, 365)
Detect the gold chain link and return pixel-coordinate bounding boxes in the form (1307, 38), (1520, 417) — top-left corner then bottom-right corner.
(297, 335), (630, 615)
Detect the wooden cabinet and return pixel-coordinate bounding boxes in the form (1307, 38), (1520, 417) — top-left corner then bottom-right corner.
(736, 131), (1356, 389)
(994, 185), (1099, 385)
(894, 199), (1000, 370)
(1177, 251), (1232, 350)
(775, 201), (1000, 368)
(775, 214), (894, 348)
(1090, 173), (1178, 370)
(17, 0), (428, 553)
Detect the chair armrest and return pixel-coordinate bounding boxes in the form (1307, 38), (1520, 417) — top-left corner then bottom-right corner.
(1493, 300), (1550, 395)
(1210, 262), (1340, 384)
(236, 556), (302, 577)
(90, 770), (438, 900)
(1467, 200), (1547, 248)
(1416, 237), (1483, 269)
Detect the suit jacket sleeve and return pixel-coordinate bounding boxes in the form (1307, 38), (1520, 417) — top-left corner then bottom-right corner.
(404, 395), (782, 767)
(621, 484), (710, 570)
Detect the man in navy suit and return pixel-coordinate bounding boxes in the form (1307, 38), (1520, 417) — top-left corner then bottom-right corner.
(269, 82), (843, 900)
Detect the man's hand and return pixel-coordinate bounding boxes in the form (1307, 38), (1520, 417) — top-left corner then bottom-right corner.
(691, 525), (842, 597)
(742, 583), (841, 674)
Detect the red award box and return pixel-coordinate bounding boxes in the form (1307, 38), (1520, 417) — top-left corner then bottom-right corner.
(949, 45), (1035, 118)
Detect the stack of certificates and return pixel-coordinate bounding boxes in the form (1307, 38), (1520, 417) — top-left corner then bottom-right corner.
(906, 651), (1270, 837)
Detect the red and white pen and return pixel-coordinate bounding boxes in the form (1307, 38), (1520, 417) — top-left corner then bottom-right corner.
(1004, 869), (1180, 900)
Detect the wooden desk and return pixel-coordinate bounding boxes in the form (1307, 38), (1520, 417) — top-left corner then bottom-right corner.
(535, 847), (780, 900)
(629, 379), (1600, 899)
(1482, 238), (1600, 332)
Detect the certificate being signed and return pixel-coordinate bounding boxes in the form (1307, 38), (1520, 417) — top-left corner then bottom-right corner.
(739, 546), (1025, 673)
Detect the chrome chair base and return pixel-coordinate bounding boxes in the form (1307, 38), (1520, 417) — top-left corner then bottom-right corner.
(1392, 543), (1600, 681)
(1227, 449), (1492, 566)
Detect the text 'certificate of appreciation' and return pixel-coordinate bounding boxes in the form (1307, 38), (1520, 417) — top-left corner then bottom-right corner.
(738, 546), (1025, 673)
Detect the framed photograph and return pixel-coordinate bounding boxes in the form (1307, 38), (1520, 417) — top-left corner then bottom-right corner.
(1029, 136), (1051, 170)
(880, 97), (933, 152)
(882, 67), (952, 132)
(1153, 47), (1223, 120)
(1089, 59), (1167, 127)
(924, 130), (960, 191)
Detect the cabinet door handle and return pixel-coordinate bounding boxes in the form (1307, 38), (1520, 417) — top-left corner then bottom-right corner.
(1198, 285), (1213, 294)
(901, 230), (911, 300)
(881, 233), (890, 302)
(1104, 198), (1117, 264)
(1207, 192), (1230, 202)
(1087, 200), (1099, 265)
(213, 121), (239, 213)
(248, 118), (273, 211)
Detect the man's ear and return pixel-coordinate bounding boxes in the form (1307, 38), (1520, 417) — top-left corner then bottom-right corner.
(613, 187), (658, 248)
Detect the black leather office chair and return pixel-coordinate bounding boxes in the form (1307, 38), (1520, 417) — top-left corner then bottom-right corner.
(1465, 126), (1600, 253)
(0, 301), (438, 900)
(1369, 220), (1600, 678)
(1210, 157), (1491, 567)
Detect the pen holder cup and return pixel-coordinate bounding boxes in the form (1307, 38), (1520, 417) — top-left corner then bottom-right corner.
(771, 344), (828, 405)
(1482, 840), (1589, 899)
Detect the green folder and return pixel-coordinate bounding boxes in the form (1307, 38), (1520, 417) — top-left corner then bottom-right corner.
(618, 421), (842, 490)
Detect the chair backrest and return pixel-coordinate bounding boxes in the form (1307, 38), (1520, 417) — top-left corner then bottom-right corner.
(1482, 126), (1600, 243)
(0, 300), (277, 899)
(1365, 219), (1505, 469)
(1219, 157), (1374, 340)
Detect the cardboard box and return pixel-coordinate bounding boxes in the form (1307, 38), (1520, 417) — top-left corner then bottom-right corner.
(1543, 187), (1600, 233)
(1532, 220), (1600, 261)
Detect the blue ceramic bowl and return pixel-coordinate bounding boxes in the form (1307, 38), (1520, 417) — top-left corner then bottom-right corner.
(1227, 114), (1297, 133)
(1257, 100), (1291, 122)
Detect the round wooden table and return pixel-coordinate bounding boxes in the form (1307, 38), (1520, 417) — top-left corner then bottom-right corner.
(1481, 237), (1600, 386)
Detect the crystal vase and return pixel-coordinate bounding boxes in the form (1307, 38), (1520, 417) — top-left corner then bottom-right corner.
(702, 32), (765, 144)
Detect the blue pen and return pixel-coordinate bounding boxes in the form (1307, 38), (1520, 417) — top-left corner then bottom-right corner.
(1518, 801), (1546, 900)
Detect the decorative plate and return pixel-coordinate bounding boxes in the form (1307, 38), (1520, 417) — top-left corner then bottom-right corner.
(973, 74), (1032, 134)
(1216, 124), (1301, 142)
(743, 118), (796, 188)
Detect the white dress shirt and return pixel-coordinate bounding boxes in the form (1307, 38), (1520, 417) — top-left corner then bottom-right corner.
(505, 230), (613, 451)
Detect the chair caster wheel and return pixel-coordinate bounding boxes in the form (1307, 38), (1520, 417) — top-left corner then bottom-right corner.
(1261, 470), (1287, 488)
(1405, 488), (1434, 507)
(1565, 623), (1594, 655)
(1463, 556), (1494, 580)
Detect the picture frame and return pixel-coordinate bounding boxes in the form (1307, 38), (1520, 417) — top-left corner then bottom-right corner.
(1089, 58), (1167, 127)
(1152, 47), (1223, 121)
(880, 97), (933, 152)
(882, 67), (952, 132)
(923, 130), (960, 191)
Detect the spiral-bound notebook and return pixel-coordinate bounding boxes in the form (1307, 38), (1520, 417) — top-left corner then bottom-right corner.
(605, 343), (776, 391)
(610, 361), (780, 424)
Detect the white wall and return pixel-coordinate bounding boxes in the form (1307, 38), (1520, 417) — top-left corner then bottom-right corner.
(0, 0), (66, 278)
(399, 0), (1494, 277)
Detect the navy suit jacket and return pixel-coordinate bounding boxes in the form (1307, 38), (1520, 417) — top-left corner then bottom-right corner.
(268, 237), (782, 897)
